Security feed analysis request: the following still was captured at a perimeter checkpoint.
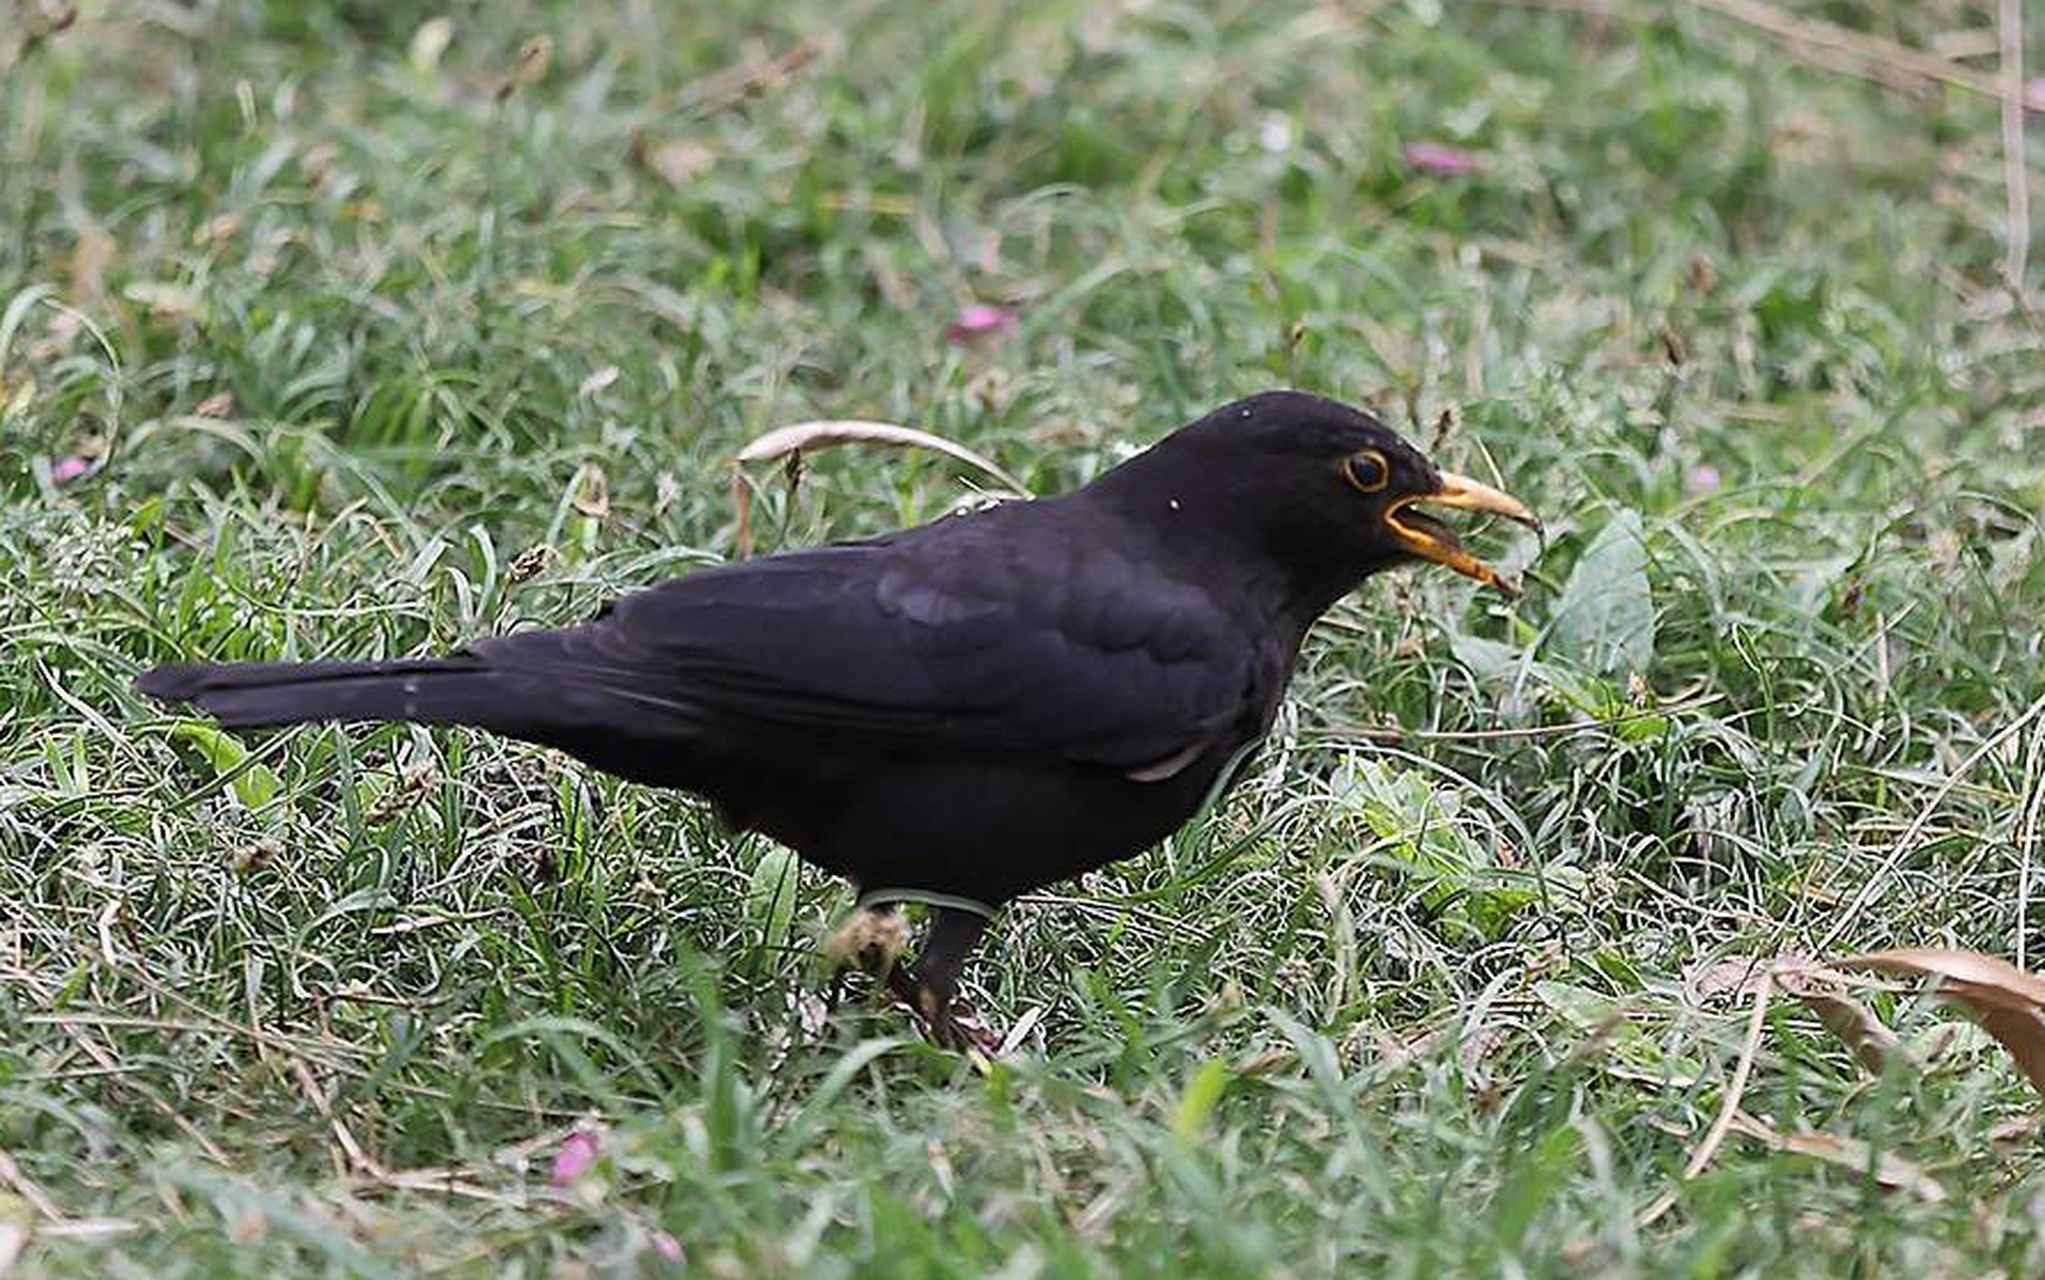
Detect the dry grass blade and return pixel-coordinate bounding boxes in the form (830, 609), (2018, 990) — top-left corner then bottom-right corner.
(733, 420), (1031, 491)
(731, 420), (1032, 556)
(1725, 1111), (1947, 1203)
(1638, 974), (1772, 1227)
(1838, 949), (2045, 1097)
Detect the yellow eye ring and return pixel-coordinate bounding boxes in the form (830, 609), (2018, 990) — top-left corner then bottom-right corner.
(1344, 450), (1390, 494)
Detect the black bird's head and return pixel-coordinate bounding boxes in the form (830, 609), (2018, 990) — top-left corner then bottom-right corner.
(1096, 390), (1540, 605)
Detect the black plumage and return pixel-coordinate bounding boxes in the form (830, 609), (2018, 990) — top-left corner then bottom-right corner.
(137, 390), (1537, 1044)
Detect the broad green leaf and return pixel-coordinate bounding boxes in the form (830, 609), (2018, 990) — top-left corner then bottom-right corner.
(42, 732), (89, 798)
(1532, 981), (1700, 1083)
(1548, 510), (1655, 676)
(1341, 760), (1563, 940)
(1490, 1123), (1584, 1250)
(172, 722), (283, 810)
(746, 846), (801, 958)
(1450, 633), (1523, 682)
(1173, 1057), (1230, 1140)
(2, 375), (35, 422)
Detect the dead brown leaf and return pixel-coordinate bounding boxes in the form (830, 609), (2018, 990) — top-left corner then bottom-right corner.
(1687, 954), (1775, 1004)
(643, 140), (717, 189)
(1689, 954), (1915, 1077)
(569, 464), (609, 520)
(1841, 949), (2045, 1011)
(1726, 1111), (1947, 1203)
(1838, 948), (2045, 1097)
(1233, 1046), (1295, 1076)
(69, 227), (116, 308)
(1774, 964), (1914, 1076)
(497, 34), (552, 101)
(1987, 1113), (2039, 1147)
(1975, 1007), (2045, 1096)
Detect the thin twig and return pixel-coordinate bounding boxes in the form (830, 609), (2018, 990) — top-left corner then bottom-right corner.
(2020, 725), (2045, 972)
(0, 1147), (66, 1222)
(291, 1059), (385, 1181)
(1639, 974), (1773, 1227)
(1998, 0), (2031, 291)
(674, 39), (822, 116)
(1692, 0), (2018, 107)
(2, 954), (233, 1163)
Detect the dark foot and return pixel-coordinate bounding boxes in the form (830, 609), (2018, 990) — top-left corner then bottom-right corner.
(884, 965), (1004, 1054)
(824, 903), (997, 1052)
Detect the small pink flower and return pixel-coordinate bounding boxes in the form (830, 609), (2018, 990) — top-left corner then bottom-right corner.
(51, 455), (91, 484)
(650, 1231), (684, 1264)
(1402, 142), (1482, 176)
(2028, 76), (2045, 112)
(945, 303), (1018, 345)
(1685, 464), (1722, 495)
(550, 1128), (601, 1187)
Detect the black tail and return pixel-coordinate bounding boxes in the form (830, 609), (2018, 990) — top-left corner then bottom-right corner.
(138, 647), (710, 788)
(136, 656), (517, 731)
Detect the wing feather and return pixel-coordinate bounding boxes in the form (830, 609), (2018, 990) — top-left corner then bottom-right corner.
(476, 506), (1254, 771)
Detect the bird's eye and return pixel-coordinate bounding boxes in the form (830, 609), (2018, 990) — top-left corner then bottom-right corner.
(1343, 450), (1389, 494)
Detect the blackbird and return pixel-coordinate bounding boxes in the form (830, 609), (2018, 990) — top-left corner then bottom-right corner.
(138, 390), (1537, 1045)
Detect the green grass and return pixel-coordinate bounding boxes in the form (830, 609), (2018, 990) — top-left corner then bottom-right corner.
(3, 0), (2044, 1274)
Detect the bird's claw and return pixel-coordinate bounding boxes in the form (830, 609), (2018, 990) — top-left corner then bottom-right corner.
(826, 903), (999, 1053)
(898, 989), (1004, 1055)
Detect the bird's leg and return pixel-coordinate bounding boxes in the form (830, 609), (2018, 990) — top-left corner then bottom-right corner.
(884, 908), (997, 1052)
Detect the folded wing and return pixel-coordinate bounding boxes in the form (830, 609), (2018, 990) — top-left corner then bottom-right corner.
(477, 508), (1255, 776)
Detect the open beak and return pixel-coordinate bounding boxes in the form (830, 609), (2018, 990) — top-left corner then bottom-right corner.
(1386, 470), (1542, 598)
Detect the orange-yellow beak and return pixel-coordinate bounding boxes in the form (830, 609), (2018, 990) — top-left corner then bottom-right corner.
(1386, 470), (1542, 598)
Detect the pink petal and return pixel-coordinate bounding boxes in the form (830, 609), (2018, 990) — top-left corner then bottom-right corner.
(1685, 464), (1722, 495)
(1402, 142), (1482, 176)
(945, 303), (1018, 345)
(51, 455), (91, 484)
(550, 1129), (601, 1187)
(2028, 76), (2045, 112)
(650, 1231), (684, 1264)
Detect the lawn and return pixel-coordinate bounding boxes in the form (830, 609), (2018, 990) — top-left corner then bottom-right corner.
(3, 0), (2043, 1275)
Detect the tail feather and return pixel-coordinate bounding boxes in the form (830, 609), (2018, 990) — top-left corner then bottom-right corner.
(137, 656), (530, 731)
(138, 647), (718, 788)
